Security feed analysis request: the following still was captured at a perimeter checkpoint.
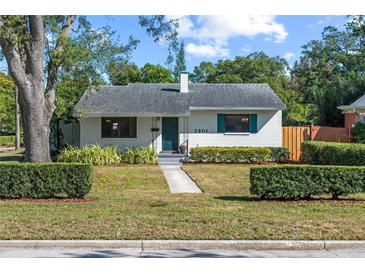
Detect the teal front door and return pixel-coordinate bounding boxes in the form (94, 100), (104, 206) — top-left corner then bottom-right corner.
(162, 117), (178, 151)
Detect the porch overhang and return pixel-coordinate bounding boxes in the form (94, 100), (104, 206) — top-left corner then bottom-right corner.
(337, 106), (365, 113)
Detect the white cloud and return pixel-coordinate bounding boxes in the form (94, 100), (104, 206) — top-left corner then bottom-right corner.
(174, 15), (288, 42)
(185, 42), (229, 58)
(283, 52), (295, 61)
(308, 16), (332, 28)
(171, 15), (288, 58)
(241, 44), (251, 53)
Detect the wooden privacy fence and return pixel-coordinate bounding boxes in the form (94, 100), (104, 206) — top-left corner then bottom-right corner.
(282, 125), (352, 161)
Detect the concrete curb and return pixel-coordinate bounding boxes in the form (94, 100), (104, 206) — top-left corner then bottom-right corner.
(0, 240), (142, 249)
(324, 241), (365, 250)
(0, 240), (364, 250)
(142, 240), (324, 250)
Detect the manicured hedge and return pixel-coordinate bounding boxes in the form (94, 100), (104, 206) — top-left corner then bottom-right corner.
(250, 165), (365, 199)
(0, 162), (93, 198)
(189, 147), (272, 163)
(301, 141), (365, 166)
(269, 147), (290, 163)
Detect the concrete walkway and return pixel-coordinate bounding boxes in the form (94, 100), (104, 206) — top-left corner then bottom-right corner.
(158, 156), (201, 194)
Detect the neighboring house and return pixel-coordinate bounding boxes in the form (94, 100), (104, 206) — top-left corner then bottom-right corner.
(338, 94), (365, 129)
(75, 74), (285, 153)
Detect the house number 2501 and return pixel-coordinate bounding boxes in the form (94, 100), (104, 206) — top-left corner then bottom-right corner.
(194, 128), (208, 133)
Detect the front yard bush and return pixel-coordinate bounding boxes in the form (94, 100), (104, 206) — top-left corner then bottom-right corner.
(58, 145), (121, 165)
(269, 147), (290, 163)
(250, 165), (365, 200)
(0, 162), (93, 198)
(120, 147), (157, 164)
(301, 141), (365, 166)
(189, 147), (271, 163)
(352, 122), (365, 143)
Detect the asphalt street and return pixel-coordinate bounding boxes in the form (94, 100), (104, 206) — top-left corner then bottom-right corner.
(1, 248), (365, 258)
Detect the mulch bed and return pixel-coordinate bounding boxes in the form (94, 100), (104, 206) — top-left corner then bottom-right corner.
(216, 196), (365, 204)
(256, 198), (365, 204)
(0, 197), (96, 203)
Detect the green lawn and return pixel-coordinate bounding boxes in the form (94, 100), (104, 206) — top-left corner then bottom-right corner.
(0, 135), (15, 147)
(1, 159), (365, 240)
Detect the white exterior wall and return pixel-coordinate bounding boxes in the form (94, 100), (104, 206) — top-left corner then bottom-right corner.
(79, 110), (282, 152)
(79, 117), (155, 151)
(187, 110), (282, 149)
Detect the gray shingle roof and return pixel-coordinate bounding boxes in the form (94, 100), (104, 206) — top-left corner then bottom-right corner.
(75, 83), (286, 116)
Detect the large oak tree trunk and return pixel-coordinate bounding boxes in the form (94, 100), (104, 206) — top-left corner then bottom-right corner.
(21, 100), (52, 162)
(0, 15), (76, 162)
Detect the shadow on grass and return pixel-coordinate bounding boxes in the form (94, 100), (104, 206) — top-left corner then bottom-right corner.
(0, 149), (24, 162)
(0, 155), (24, 162)
(214, 196), (365, 203)
(214, 196), (262, 202)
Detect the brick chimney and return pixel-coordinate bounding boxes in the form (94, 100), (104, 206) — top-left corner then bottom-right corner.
(180, 73), (188, 93)
(344, 112), (357, 129)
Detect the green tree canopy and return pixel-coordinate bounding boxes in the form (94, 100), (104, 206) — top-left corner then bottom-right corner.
(108, 62), (174, 85)
(173, 41), (187, 81)
(107, 62), (140, 86)
(292, 16), (365, 126)
(0, 72), (15, 135)
(140, 63), (174, 83)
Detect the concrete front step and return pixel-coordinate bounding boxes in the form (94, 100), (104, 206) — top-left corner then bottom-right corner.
(157, 153), (188, 164)
(157, 153), (187, 158)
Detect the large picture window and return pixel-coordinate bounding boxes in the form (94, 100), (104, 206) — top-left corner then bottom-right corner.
(224, 114), (250, 133)
(101, 117), (137, 138)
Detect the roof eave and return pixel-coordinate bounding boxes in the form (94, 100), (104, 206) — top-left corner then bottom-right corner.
(189, 106), (285, 111)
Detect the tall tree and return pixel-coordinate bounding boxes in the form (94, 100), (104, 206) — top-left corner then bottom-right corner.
(139, 63), (174, 83)
(107, 62), (140, 85)
(0, 16), (176, 162)
(0, 16), (78, 162)
(292, 16), (365, 126)
(173, 41), (186, 81)
(190, 61), (216, 83)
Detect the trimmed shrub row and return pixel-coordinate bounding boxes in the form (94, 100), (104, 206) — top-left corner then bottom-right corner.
(269, 147), (290, 163)
(301, 141), (365, 166)
(0, 162), (93, 198)
(189, 147), (289, 163)
(57, 145), (158, 165)
(250, 165), (365, 199)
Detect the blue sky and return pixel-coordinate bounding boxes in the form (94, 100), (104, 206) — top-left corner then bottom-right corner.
(0, 15), (349, 74)
(88, 15), (349, 71)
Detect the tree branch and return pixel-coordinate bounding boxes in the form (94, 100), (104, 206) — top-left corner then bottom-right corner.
(46, 15), (76, 96)
(28, 16), (45, 81)
(0, 16), (30, 91)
